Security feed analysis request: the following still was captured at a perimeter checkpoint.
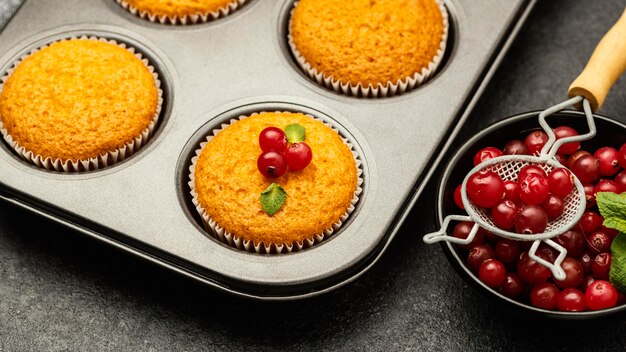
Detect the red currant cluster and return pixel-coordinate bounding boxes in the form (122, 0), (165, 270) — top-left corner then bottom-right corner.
(451, 125), (626, 311)
(257, 126), (312, 178)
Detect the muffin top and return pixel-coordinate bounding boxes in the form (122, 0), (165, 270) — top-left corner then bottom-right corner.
(0, 39), (158, 162)
(193, 112), (358, 246)
(290, 0), (444, 87)
(123, 0), (239, 18)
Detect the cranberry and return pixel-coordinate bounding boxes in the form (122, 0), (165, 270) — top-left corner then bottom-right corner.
(542, 195), (564, 220)
(530, 282), (560, 310)
(500, 273), (524, 298)
(259, 127), (288, 153)
(519, 174), (550, 205)
(614, 171), (626, 193)
(558, 288), (587, 312)
(453, 221), (484, 249)
(536, 244), (557, 263)
(454, 184), (464, 209)
(594, 179), (620, 195)
(581, 274), (595, 290)
(473, 147), (503, 166)
(555, 154), (567, 166)
(467, 245), (496, 272)
(618, 143), (626, 169)
(571, 155), (600, 184)
(284, 142), (312, 171)
(517, 252), (552, 284)
(495, 239), (521, 264)
(553, 126), (580, 155)
(503, 181), (521, 202)
(578, 211), (603, 234)
(591, 252), (612, 280)
(466, 170), (505, 208)
(554, 257), (584, 289)
(479, 259), (507, 288)
(547, 168), (574, 198)
(567, 150), (591, 169)
(503, 139), (529, 155)
(257, 152), (287, 178)
(594, 147), (621, 176)
(515, 205), (548, 234)
(555, 229), (585, 257)
(580, 252), (593, 274)
(587, 231), (612, 253)
(583, 184), (596, 209)
(599, 225), (619, 239)
(525, 131), (549, 156)
(517, 165), (547, 181)
(491, 200), (520, 230)
(585, 280), (618, 310)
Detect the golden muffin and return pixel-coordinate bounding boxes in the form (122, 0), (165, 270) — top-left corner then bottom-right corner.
(0, 38), (159, 168)
(289, 0), (447, 91)
(192, 112), (359, 251)
(118, 0), (245, 23)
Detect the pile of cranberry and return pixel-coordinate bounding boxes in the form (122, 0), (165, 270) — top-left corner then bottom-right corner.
(451, 125), (626, 311)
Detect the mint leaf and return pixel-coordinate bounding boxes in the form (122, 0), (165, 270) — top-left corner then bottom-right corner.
(610, 232), (626, 294)
(260, 183), (286, 216)
(596, 192), (626, 233)
(284, 123), (306, 143)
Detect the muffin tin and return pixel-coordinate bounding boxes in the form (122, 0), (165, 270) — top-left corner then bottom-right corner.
(0, 0), (536, 299)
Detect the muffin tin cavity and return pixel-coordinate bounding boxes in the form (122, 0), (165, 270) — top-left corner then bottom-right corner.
(278, 0), (454, 98)
(113, 0), (251, 26)
(0, 28), (173, 174)
(177, 101), (367, 255)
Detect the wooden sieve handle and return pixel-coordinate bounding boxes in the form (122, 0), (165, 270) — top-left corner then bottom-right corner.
(568, 8), (626, 112)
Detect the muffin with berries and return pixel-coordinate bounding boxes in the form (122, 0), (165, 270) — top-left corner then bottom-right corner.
(189, 111), (362, 253)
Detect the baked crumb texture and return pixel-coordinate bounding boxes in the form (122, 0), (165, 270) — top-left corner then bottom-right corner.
(116, 0), (247, 25)
(190, 112), (363, 254)
(0, 37), (161, 171)
(289, 0), (448, 97)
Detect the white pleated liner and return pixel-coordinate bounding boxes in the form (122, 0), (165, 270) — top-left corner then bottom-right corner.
(0, 35), (163, 172)
(115, 0), (247, 25)
(288, 0), (449, 97)
(188, 112), (364, 254)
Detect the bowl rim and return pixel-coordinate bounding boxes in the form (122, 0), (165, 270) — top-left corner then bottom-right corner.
(436, 109), (626, 319)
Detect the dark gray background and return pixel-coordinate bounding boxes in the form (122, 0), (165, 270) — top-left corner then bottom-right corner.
(1, 0), (626, 351)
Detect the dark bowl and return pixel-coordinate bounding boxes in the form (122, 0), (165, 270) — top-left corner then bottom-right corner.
(437, 110), (626, 319)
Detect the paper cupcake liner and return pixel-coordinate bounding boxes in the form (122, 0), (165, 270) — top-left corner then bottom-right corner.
(0, 35), (163, 172)
(288, 0), (449, 97)
(115, 0), (247, 25)
(188, 112), (364, 254)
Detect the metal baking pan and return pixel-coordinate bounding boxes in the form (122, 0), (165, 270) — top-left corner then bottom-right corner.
(0, 0), (535, 299)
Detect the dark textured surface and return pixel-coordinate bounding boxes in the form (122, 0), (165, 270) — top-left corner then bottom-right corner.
(1, 0), (626, 351)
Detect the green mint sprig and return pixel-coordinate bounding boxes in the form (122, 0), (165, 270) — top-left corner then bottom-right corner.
(596, 192), (626, 293)
(260, 183), (286, 216)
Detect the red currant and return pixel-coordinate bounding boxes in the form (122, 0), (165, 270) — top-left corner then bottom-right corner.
(466, 170), (505, 208)
(479, 259), (507, 288)
(257, 152), (287, 178)
(554, 257), (584, 289)
(553, 126), (580, 155)
(453, 221), (484, 249)
(454, 184), (464, 209)
(518, 165), (547, 181)
(525, 131), (549, 156)
(571, 155), (600, 184)
(555, 229), (585, 257)
(503, 140), (529, 155)
(547, 168), (574, 198)
(500, 273), (525, 298)
(542, 195), (564, 220)
(467, 245), (496, 272)
(594, 147), (621, 176)
(558, 288), (587, 312)
(473, 147), (503, 166)
(519, 174), (550, 205)
(591, 252), (612, 280)
(284, 142), (312, 171)
(530, 282), (560, 310)
(515, 205), (548, 234)
(259, 127), (288, 153)
(491, 200), (520, 230)
(585, 280), (618, 310)
(517, 251), (552, 284)
(578, 211), (603, 234)
(503, 181), (521, 202)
